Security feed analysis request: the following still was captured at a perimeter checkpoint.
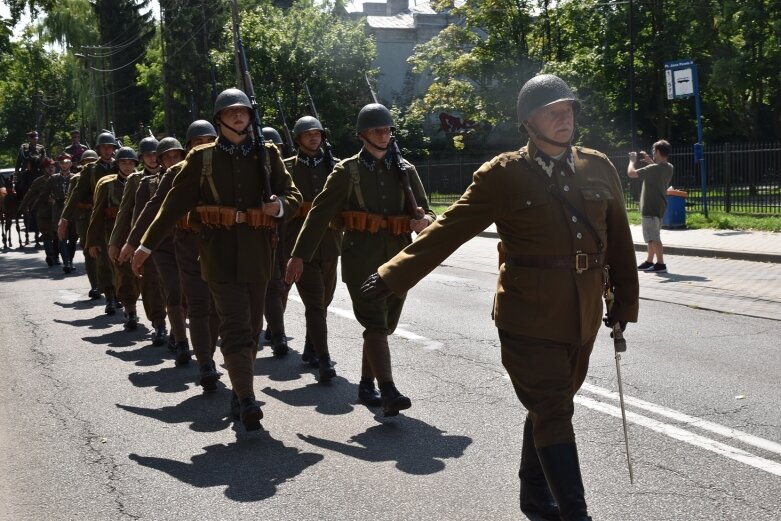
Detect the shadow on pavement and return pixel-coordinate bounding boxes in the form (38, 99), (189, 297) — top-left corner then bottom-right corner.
(261, 377), (357, 416)
(254, 348), (310, 383)
(116, 388), (234, 433)
(0, 252), (73, 281)
(83, 327), (149, 348)
(106, 343), (170, 367)
(127, 364), (195, 393)
(129, 430), (323, 502)
(54, 297), (105, 310)
(652, 272), (710, 283)
(298, 416), (472, 475)
(54, 315), (118, 331)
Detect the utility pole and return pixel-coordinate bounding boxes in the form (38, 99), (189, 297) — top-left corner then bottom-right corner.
(161, 0), (174, 133)
(628, 0), (636, 150)
(230, 0), (242, 87)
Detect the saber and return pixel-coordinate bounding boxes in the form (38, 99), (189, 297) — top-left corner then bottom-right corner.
(611, 324), (634, 484)
(603, 266), (635, 484)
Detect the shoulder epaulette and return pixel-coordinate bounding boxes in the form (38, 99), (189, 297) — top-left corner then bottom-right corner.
(489, 150), (523, 168)
(574, 146), (609, 160)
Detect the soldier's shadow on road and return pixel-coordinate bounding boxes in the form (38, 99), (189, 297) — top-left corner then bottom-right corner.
(126, 363), (196, 393)
(0, 253), (70, 281)
(53, 315), (118, 331)
(298, 416), (472, 475)
(82, 326), (149, 348)
(53, 298), (105, 310)
(106, 343), (170, 367)
(653, 272), (710, 283)
(116, 388), (234, 433)
(129, 430), (324, 502)
(261, 377), (357, 416)
(253, 348), (311, 383)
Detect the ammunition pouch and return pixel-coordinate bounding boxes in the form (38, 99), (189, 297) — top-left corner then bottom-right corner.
(297, 201), (313, 218)
(341, 211), (411, 236)
(195, 205), (275, 230)
(104, 206), (119, 220)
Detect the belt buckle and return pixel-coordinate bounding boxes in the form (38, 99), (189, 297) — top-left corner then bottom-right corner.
(575, 253), (588, 274)
(235, 211), (246, 224)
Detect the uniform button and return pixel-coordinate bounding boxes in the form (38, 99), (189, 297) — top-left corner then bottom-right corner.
(560, 172), (565, 176)
(381, 195), (386, 199)
(572, 216), (578, 223)
(576, 232), (582, 239)
(596, 193), (601, 198)
(563, 185), (570, 192)
(526, 200), (532, 205)
(380, 182), (384, 186)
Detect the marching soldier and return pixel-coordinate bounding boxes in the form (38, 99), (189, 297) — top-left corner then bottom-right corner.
(285, 103), (435, 416)
(121, 120), (221, 390)
(131, 89), (302, 430)
(109, 136), (168, 345)
(49, 153), (78, 272)
(280, 116), (341, 375)
(59, 132), (121, 310)
(14, 130), (47, 247)
(360, 75), (640, 521)
(135, 137), (190, 363)
(64, 129), (88, 164)
(18, 157), (58, 266)
(86, 147), (142, 329)
(63, 150), (101, 294)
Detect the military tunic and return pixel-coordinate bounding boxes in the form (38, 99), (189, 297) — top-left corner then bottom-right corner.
(18, 174), (53, 238)
(48, 172), (78, 263)
(63, 172), (99, 289)
(376, 142), (639, 446)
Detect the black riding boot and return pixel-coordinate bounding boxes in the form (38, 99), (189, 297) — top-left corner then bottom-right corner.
(537, 443), (592, 521)
(520, 416), (559, 520)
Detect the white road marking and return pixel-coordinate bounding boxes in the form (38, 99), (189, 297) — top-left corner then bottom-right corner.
(581, 382), (781, 456)
(290, 294), (780, 476)
(575, 395), (781, 477)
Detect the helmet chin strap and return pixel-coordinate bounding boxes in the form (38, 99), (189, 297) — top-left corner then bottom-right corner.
(525, 121), (572, 149)
(219, 115), (251, 137)
(361, 133), (389, 152)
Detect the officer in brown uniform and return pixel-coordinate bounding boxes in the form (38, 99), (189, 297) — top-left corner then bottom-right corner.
(62, 150), (101, 296)
(279, 116), (341, 377)
(286, 103), (435, 416)
(59, 132), (121, 309)
(121, 120), (221, 390)
(86, 147), (142, 329)
(131, 89), (302, 430)
(361, 75), (639, 521)
(18, 156), (57, 265)
(50, 153), (78, 272)
(64, 130), (88, 164)
(109, 136), (168, 344)
(135, 137), (190, 363)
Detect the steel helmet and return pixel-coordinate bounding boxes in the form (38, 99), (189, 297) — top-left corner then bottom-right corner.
(138, 136), (159, 156)
(213, 88), (252, 118)
(185, 120), (217, 145)
(516, 74), (580, 126)
(356, 103), (395, 134)
(156, 137), (185, 157)
(292, 116), (325, 141)
(115, 147), (139, 164)
(261, 127), (283, 146)
(96, 131), (119, 149)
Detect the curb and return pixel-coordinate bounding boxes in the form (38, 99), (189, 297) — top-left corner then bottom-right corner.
(476, 230), (781, 264)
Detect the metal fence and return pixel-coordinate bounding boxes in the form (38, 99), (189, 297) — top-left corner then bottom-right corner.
(417, 143), (781, 214)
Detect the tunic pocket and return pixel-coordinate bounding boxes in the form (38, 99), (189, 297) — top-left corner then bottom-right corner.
(580, 187), (613, 230)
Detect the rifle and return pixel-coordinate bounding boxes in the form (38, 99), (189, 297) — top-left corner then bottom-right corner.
(274, 97), (295, 158)
(364, 74), (423, 219)
(229, 0), (273, 203)
(110, 121), (123, 147)
(303, 82), (336, 170)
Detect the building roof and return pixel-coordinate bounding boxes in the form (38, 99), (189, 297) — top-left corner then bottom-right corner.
(362, 1), (461, 30)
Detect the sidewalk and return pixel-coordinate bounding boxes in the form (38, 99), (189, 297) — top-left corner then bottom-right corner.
(460, 225), (781, 321)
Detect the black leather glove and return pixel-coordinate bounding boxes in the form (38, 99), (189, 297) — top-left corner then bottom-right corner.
(361, 272), (393, 300)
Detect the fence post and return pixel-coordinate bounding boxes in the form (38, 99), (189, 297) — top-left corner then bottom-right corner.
(724, 143), (731, 213)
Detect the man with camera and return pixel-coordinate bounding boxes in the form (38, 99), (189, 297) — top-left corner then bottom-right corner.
(627, 140), (674, 273)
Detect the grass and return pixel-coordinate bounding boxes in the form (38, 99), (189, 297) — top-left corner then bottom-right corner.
(428, 197), (781, 232)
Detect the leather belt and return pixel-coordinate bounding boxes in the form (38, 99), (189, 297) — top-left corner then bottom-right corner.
(235, 210), (247, 224)
(505, 253), (605, 274)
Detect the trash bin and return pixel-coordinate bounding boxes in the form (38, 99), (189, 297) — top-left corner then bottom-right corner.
(662, 188), (687, 229)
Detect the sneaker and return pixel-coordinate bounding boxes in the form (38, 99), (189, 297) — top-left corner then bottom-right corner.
(637, 261), (654, 271)
(649, 263), (667, 273)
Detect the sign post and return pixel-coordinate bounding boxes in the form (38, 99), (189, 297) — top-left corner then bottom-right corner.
(665, 59), (708, 217)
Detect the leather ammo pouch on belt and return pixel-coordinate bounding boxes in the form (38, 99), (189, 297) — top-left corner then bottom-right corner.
(103, 206), (119, 219)
(247, 207), (275, 229)
(298, 202), (313, 218)
(341, 211), (411, 236)
(176, 213), (192, 232)
(195, 205), (225, 228)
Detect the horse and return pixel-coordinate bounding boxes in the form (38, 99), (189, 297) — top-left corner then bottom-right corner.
(0, 174), (23, 249)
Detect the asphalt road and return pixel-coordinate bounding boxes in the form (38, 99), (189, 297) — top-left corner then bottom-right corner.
(1, 242), (779, 521)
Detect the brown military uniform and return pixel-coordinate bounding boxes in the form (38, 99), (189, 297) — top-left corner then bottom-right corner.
(140, 137), (302, 400)
(48, 171), (78, 264)
(109, 170), (166, 328)
(291, 149), (434, 383)
(63, 172), (99, 289)
(278, 152), (342, 358)
(377, 142), (639, 447)
(87, 174), (140, 311)
(18, 173), (54, 239)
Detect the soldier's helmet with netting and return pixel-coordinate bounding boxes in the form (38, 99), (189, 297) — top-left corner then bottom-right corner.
(185, 120), (217, 145)
(138, 137), (159, 156)
(156, 137), (185, 157)
(115, 147), (139, 164)
(213, 88), (252, 119)
(261, 127), (283, 146)
(356, 103), (395, 134)
(292, 116), (325, 141)
(516, 74), (580, 127)
(96, 132), (119, 149)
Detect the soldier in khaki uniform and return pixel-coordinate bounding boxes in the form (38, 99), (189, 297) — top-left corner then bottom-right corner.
(50, 153), (78, 272)
(121, 120), (221, 390)
(62, 150), (100, 296)
(86, 147), (142, 329)
(279, 116), (341, 377)
(131, 89), (302, 430)
(361, 75), (639, 521)
(18, 157), (57, 265)
(108, 137), (168, 344)
(14, 130), (47, 247)
(59, 132), (121, 310)
(286, 104), (435, 416)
